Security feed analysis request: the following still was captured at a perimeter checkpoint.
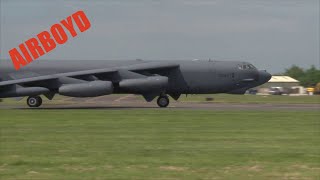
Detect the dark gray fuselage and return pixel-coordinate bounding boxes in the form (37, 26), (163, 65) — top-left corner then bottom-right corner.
(0, 60), (270, 95)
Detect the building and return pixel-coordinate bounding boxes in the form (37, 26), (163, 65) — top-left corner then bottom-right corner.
(257, 76), (301, 94)
(260, 76), (300, 88)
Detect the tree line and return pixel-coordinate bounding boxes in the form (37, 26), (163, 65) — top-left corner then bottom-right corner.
(281, 65), (320, 87)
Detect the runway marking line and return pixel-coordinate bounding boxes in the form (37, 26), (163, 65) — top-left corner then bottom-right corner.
(114, 95), (135, 102)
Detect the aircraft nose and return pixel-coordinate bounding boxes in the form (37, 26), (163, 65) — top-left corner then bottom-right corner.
(259, 70), (272, 84)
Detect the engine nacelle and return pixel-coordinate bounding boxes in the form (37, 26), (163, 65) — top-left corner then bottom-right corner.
(59, 81), (113, 97)
(119, 76), (168, 93)
(0, 86), (50, 98)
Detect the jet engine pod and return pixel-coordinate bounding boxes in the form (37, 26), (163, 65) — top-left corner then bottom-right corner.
(0, 86), (50, 98)
(119, 76), (168, 93)
(59, 81), (113, 97)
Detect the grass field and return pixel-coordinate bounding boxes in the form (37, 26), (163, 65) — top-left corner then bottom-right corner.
(180, 94), (320, 104)
(0, 110), (319, 179)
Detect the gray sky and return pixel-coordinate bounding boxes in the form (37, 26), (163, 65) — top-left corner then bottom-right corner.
(0, 0), (319, 73)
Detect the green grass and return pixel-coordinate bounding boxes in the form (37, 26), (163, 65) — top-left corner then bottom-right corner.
(180, 94), (320, 104)
(0, 110), (319, 180)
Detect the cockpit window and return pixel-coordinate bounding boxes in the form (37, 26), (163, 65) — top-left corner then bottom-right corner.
(248, 64), (256, 70)
(238, 64), (256, 70)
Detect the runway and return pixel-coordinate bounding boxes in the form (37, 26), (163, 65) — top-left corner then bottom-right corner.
(0, 95), (318, 111)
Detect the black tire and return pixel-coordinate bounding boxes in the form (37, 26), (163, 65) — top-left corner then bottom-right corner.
(27, 96), (42, 107)
(37, 96), (43, 106)
(157, 96), (169, 108)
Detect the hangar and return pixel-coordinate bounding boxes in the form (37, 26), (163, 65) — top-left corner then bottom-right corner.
(260, 76), (300, 88)
(256, 76), (301, 94)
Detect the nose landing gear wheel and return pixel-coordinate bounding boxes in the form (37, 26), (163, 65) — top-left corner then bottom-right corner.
(27, 96), (42, 108)
(157, 96), (169, 108)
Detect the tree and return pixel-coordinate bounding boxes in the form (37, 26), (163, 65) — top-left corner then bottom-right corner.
(299, 65), (320, 87)
(284, 65), (320, 87)
(284, 65), (305, 80)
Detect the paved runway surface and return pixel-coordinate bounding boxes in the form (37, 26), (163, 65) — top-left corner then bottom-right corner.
(1, 95), (318, 111)
(23, 103), (319, 111)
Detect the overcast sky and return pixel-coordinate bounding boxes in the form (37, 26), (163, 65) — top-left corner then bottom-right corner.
(0, 0), (319, 73)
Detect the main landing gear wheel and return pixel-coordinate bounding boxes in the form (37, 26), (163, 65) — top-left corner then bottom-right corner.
(27, 96), (42, 108)
(157, 96), (169, 108)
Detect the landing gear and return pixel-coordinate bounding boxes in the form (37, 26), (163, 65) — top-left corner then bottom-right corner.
(157, 95), (169, 108)
(27, 96), (42, 108)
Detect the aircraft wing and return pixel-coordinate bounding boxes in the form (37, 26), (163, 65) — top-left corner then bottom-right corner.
(0, 62), (179, 87)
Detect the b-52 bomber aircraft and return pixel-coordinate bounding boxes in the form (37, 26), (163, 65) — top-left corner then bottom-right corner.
(0, 60), (271, 108)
